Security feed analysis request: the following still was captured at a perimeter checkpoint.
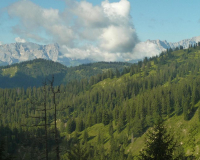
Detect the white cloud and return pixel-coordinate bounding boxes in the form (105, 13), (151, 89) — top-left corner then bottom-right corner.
(102, 0), (130, 18)
(6, 0), (160, 61)
(132, 41), (161, 59)
(60, 45), (124, 61)
(15, 37), (26, 43)
(7, 1), (74, 46)
(70, 1), (108, 28)
(0, 41), (3, 45)
(100, 25), (138, 52)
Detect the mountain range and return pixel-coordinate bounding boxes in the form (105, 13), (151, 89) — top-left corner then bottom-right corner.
(147, 35), (200, 52)
(0, 42), (93, 66)
(0, 35), (200, 66)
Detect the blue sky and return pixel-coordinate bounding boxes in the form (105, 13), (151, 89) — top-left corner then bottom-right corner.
(1, 0), (199, 44)
(0, 0), (200, 61)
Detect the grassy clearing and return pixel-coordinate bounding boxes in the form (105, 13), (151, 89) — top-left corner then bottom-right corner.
(2, 66), (18, 77)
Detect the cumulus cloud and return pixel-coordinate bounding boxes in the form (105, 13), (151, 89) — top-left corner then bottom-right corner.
(5, 0), (159, 61)
(7, 1), (74, 45)
(132, 42), (161, 59)
(100, 25), (138, 52)
(60, 45), (125, 61)
(15, 37), (26, 43)
(102, 0), (130, 18)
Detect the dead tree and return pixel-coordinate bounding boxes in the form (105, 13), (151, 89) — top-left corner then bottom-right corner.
(49, 75), (72, 160)
(49, 75), (60, 160)
(21, 80), (51, 160)
(43, 81), (48, 160)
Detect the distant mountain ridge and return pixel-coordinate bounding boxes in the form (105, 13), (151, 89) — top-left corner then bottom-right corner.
(146, 35), (200, 52)
(0, 42), (93, 66)
(0, 35), (200, 66)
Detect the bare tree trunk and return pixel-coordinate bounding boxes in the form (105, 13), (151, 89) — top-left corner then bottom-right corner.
(43, 81), (48, 160)
(50, 75), (60, 160)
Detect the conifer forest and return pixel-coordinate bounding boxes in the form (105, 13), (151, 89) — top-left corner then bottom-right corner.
(1, 45), (200, 159)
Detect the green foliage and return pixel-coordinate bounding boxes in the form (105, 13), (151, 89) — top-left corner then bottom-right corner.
(0, 140), (12, 160)
(139, 119), (176, 160)
(66, 119), (76, 134)
(108, 122), (114, 136)
(0, 59), (131, 88)
(83, 129), (88, 143)
(76, 118), (84, 132)
(102, 111), (110, 126)
(2, 47), (200, 158)
(64, 143), (90, 160)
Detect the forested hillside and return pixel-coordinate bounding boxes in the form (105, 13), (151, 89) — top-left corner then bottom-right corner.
(0, 59), (131, 88)
(1, 44), (200, 159)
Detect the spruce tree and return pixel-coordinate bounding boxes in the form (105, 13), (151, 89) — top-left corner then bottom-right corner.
(109, 121), (114, 136)
(66, 143), (90, 160)
(83, 129), (88, 143)
(0, 140), (11, 160)
(139, 119), (176, 160)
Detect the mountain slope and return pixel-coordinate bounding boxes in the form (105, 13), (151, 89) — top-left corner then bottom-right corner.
(2, 46), (200, 159)
(0, 59), (132, 88)
(0, 59), (68, 88)
(59, 45), (200, 158)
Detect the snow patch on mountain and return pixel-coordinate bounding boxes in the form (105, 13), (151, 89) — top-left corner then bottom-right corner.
(146, 35), (200, 53)
(0, 35), (200, 66)
(0, 42), (93, 66)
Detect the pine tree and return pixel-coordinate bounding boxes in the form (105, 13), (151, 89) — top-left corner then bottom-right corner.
(166, 94), (171, 118)
(83, 129), (88, 143)
(119, 146), (126, 160)
(0, 140), (12, 160)
(97, 131), (101, 145)
(76, 118), (84, 132)
(66, 118), (76, 134)
(182, 96), (189, 121)
(66, 143), (90, 160)
(109, 121), (114, 136)
(102, 111), (110, 125)
(139, 119), (176, 160)
(198, 106), (200, 122)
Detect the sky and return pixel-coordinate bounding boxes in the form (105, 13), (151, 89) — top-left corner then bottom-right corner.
(0, 0), (200, 61)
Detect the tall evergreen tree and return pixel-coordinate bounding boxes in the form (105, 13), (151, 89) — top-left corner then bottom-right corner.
(0, 140), (12, 160)
(83, 129), (89, 144)
(109, 121), (114, 136)
(139, 119), (176, 160)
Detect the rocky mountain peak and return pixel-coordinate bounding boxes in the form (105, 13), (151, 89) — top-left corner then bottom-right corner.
(146, 35), (200, 52)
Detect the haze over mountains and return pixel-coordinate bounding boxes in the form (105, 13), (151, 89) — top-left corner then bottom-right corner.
(0, 35), (199, 66)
